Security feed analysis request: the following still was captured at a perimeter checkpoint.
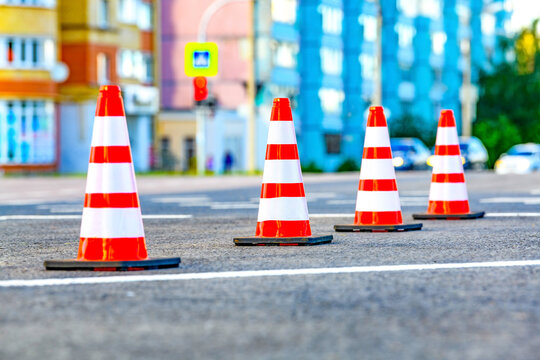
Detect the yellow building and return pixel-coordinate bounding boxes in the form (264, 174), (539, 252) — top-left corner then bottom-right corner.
(58, 0), (158, 172)
(0, 0), (59, 172)
(0, 0), (158, 173)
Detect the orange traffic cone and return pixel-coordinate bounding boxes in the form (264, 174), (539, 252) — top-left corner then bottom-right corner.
(413, 110), (484, 220)
(335, 106), (422, 232)
(234, 98), (332, 245)
(45, 85), (180, 270)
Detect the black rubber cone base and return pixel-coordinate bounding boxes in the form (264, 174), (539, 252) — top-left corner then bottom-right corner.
(234, 234), (332, 246)
(334, 223), (423, 232)
(412, 211), (485, 220)
(44, 257), (181, 271)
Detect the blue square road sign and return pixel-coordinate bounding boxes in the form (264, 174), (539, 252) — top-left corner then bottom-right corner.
(193, 51), (210, 69)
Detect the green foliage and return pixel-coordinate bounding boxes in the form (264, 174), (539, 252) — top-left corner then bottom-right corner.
(473, 115), (522, 168)
(388, 113), (437, 147)
(474, 19), (540, 167)
(301, 161), (323, 173)
(336, 158), (359, 172)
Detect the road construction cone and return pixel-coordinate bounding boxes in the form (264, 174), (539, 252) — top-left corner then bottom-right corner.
(234, 98), (332, 245)
(335, 106), (422, 232)
(45, 85), (180, 270)
(413, 110), (484, 220)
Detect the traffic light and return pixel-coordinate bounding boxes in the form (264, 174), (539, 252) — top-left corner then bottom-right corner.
(193, 76), (208, 102)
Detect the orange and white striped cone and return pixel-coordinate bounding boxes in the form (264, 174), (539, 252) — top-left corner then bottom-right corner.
(234, 98), (332, 245)
(335, 106), (422, 232)
(45, 85), (180, 270)
(413, 110), (484, 220)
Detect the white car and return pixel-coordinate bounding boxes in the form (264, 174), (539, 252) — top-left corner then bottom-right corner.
(495, 143), (540, 174)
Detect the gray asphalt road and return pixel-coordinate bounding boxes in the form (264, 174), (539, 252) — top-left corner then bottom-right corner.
(1, 172), (540, 359)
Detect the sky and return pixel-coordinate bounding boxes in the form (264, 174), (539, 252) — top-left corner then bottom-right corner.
(509, 0), (540, 32)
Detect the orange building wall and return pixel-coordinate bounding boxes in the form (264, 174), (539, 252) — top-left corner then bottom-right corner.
(61, 44), (118, 85)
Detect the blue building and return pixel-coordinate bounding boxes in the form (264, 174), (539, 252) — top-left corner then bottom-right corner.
(255, 0), (510, 171)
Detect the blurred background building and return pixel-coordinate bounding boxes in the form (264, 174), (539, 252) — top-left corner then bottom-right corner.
(59, 0), (157, 173)
(157, 0), (512, 173)
(0, 0), (58, 172)
(0, 0), (514, 173)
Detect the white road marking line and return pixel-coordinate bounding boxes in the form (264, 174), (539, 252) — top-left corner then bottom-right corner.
(326, 200), (355, 205)
(210, 202), (259, 210)
(0, 214), (192, 221)
(480, 197), (540, 205)
(310, 213), (352, 218)
(311, 212), (540, 218)
(2, 259), (540, 288)
(485, 213), (540, 217)
(152, 196), (211, 204)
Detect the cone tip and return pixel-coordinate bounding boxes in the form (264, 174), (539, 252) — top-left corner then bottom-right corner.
(99, 85), (121, 94)
(441, 109), (454, 116)
(273, 98), (290, 106)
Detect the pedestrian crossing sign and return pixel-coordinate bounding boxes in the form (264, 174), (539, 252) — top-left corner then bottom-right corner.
(185, 42), (218, 77)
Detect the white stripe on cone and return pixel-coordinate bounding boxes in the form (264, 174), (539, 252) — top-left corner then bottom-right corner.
(359, 159), (397, 180)
(80, 208), (145, 238)
(262, 160), (303, 183)
(257, 197), (309, 221)
(431, 156), (464, 174)
(363, 127), (391, 148)
(356, 191), (402, 212)
(266, 122), (297, 144)
(428, 183), (469, 201)
(91, 116), (130, 147)
(435, 127), (459, 146)
(85, 163), (138, 194)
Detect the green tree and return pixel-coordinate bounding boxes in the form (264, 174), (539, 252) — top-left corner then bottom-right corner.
(474, 20), (540, 167)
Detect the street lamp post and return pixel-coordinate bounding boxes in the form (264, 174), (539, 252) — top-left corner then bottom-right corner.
(196, 0), (256, 175)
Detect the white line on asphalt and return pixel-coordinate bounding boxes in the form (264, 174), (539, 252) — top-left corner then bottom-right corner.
(480, 197), (540, 205)
(2, 259), (540, 288)
(485, 213), (540, 217)
(0, 214), (192, 221)
(310, 213), (351, 218)
(310, 212), (540, 218)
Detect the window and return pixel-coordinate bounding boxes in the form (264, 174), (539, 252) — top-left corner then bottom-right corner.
(481, 13), (495, 36)
(318, 88), (344, 113)
(432, 32), (446, 55)
(396, 23), (415, 48)
(0, 37), (53, 69)
(138, 1), (153, 30)
(271, 0), (297, 24)
(1, 0), (56, 7)
(118, 0), (137, 24)
(320, 47), (343, 75)
(142, 53), (153, 82)
(0, 100), (55, 164)
(319, 5), (343, 35)
(361, 15), (378, 42)
(97, 53), (110, 84)
(98, 0), (109, 28)
(118, 49), (153, 82)
(360, 54), (375, 79)
(324, 134), (341, 155)
(272, 41), (297, 68)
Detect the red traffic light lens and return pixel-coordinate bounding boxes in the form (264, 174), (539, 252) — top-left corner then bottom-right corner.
(194, 76), (207, 88)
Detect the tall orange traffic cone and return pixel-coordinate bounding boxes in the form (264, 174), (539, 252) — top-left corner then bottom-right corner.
(234, 98), (332, 245)
(413, 110), (484, 220)
(335, 106), (422, 232)
(45, 85), (180, 270)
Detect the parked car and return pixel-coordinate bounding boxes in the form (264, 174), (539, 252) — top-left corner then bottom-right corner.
(459, 136), (489, 170)
(390, 138), (431, 170)
(495, 143), (540, 174)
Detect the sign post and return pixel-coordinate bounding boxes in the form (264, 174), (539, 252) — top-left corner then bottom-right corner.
(185, 42), (218, 175)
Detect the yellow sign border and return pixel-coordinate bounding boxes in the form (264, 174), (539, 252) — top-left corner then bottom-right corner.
(184, 42), (219, 77)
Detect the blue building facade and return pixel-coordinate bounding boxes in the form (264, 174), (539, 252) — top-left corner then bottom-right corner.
(255, 0), (510, 171)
